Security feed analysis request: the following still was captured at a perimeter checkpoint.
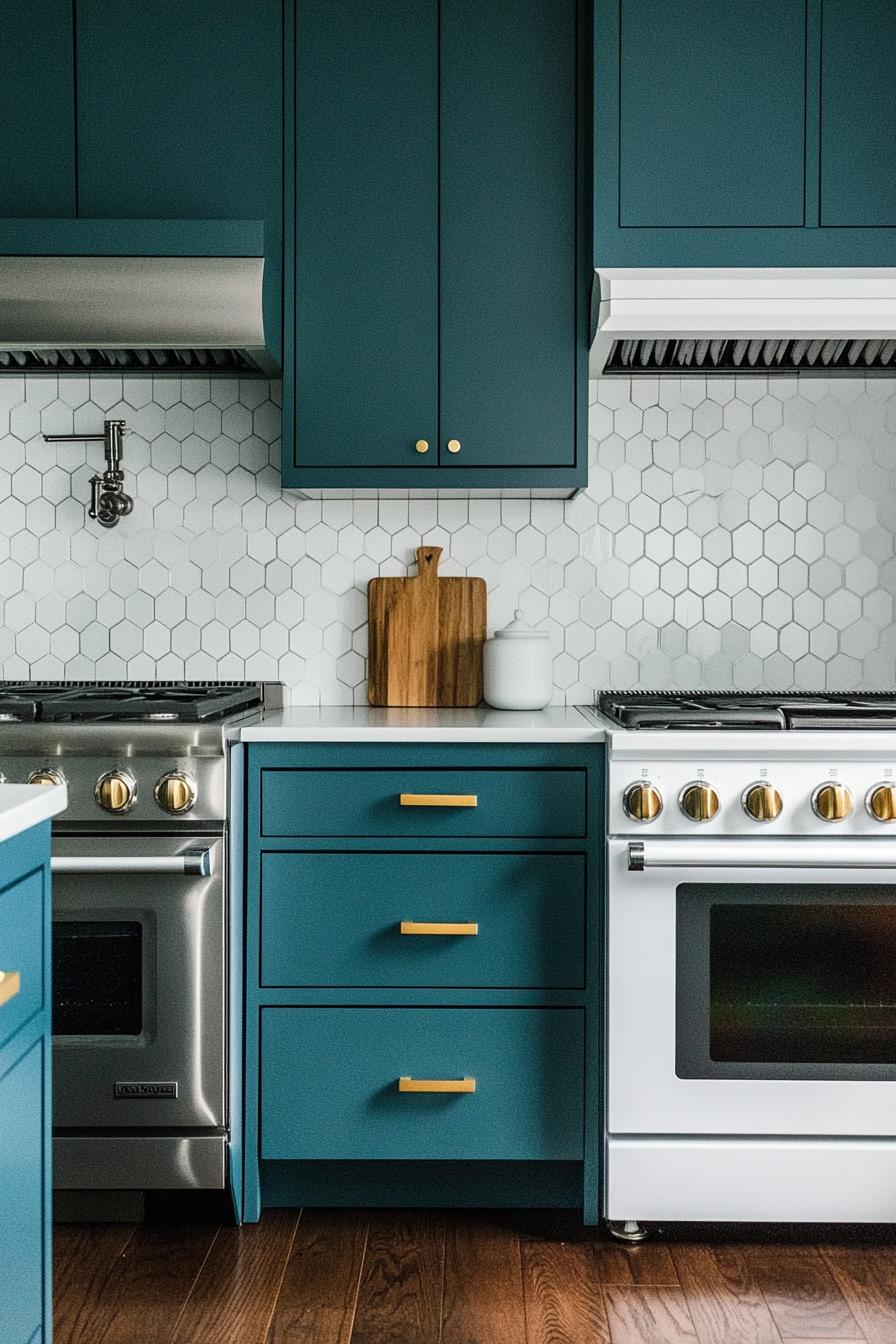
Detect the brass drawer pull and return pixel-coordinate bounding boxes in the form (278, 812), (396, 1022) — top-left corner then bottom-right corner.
(0, 971), (21, 1009)
(398, 1076), (476, 1094)
(400, 921), (479, 936)
(399, 793), (478, 808)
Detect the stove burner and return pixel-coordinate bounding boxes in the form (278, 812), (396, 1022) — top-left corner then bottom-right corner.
(0, 681), (264, 724)
(597, 691), (896, 731)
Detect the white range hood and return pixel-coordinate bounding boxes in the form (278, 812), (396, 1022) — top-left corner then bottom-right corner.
(590, 268), (896, 377)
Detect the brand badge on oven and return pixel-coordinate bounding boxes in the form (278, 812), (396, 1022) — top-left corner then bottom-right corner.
(114, 1081), (179, 1100)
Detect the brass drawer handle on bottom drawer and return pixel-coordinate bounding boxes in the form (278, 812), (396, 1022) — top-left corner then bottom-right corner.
(399, 793), (478, 808)
(400, 921), (479, 936)
(398, 1076), (476, 1094)
(0, 970), (21, 1008)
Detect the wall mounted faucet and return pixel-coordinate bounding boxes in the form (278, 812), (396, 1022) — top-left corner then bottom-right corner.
(42, 418), (134, 528)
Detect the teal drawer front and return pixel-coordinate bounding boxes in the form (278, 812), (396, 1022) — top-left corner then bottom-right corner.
(259, 768), (587, 838)
(261, 1007), (583, 1161)
(0, 1039), (43, 1344)
(0, 867), (43, 1052)
(260, 851), (585, 988)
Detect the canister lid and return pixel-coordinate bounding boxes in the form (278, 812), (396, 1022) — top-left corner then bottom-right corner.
(493, 609), (549, 639)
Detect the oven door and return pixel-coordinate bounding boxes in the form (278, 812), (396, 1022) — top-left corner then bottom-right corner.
(51, 833), (224, 1132)
(609, 837), (896, 1137)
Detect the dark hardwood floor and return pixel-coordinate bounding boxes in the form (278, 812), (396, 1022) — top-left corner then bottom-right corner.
(53, 1207), (896, 1344)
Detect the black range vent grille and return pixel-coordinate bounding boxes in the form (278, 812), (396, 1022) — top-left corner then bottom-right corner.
(0, 347), (266, 375)
(605, 337), (896, 375)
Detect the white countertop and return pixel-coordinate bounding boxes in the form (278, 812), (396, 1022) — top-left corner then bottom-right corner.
(0, 784), (68, 844)
(237, 705), (605, 743)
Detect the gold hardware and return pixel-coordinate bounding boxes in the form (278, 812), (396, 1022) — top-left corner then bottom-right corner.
(622, 781), (662, 823)
(868, 783), (896, 822)
(399, 793), (478, 808)
(95, 770), (137, 814)
(679, 781), (720, 823)
(742, 781), (782, 822)
(415, 439), (430, 454)
(154, 771), (197, 815)
(0, 971), (21, 1009)
(400, 921), (479, 936)
(812, 781), (852, 822)
(398, 1076), (476, 1093)
(446, 439), (461, 454)
(28, 768), (66, 788)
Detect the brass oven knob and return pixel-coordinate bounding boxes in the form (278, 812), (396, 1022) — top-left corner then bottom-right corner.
(742, 781), (782, 823)
(622, 781), (663, 823)
(812, 782), (852, 822)
(154, 770), (197, 815)
(28, 767), (66, 788)
(867, 783), (896, 822)
(95, 769), (137, 814)
(679, 781), (720, 823)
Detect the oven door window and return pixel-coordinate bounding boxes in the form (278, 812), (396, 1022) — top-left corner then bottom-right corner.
(53, 920), (143, 1036)
(676, 884), (896, 1080)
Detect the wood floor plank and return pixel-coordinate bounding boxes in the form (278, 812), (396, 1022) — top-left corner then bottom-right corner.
(169, 1208), (299, 1344)
(819, 1245), (896, 1344)
(350, 1209), (445, 1344)
(521, 1239), (610, 1344)
(603, 1285), (698, 1344)
(53, 1223), (137, 1344)
(56, 1221), (219, 1344)
(267, 1209), (368, 1344)
(593, 1236), (681, 1286)
(744, 1245), (863, 1341)
(441, 1212), (527, 1344)
(671, 1243), (783, 1344)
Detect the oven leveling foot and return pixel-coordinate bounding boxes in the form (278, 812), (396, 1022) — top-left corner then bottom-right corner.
(607, 1219), (649, 1244)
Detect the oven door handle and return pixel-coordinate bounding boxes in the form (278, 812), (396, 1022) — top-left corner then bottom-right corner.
(51, 848), (213, 877)
(627, 839), (896, 872)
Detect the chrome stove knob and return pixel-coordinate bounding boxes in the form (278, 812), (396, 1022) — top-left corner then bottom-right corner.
(742, 781), (782, 823)
(811, 782), (852, 823)
(867, 783), (896, 822)
(154, 770), (197, 814)
(95, 769), (137, 814)
(679, 781), (720, 823)
(622, 781), (663, 823)
(28, 767), (66, 788)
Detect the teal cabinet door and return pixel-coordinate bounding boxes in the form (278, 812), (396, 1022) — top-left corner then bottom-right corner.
(0, 1041), (44, 1344)
(0, 3), (75, 217)
(439, 0), (578, 470)
(289, 0), (438, 472)
(821, 0), (896, 226)
(75, 0), (283, 356)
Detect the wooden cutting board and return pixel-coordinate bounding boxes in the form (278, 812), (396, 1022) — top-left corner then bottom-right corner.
(368, 547), (486, 706)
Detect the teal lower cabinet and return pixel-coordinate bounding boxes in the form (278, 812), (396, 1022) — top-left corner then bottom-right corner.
(242, 743), (602, 1223)
(0, 822), (53, 1344)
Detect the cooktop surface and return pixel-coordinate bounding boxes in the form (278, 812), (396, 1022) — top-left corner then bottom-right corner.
(597, 691), (896, 731)
(0, 681), (266, 724)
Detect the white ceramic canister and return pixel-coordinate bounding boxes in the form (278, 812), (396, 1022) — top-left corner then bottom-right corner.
(483, 609), (553, 710)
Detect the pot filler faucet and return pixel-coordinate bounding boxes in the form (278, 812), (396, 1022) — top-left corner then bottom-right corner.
(43, 418), (134, 528)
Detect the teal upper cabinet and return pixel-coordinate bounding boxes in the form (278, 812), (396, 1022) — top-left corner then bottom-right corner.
(820, 0), (896, 227)
(0, 2), (75, 217)
(595, 0), (896, 266)
(284, 0), (588, 492)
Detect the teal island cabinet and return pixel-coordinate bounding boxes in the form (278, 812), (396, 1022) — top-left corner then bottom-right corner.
(237, 719), (603, 1222)
(0, 784), (67, 1344)
(595, 0), (896, 267)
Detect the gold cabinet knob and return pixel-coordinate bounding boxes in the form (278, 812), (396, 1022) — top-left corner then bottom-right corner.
(415, 439), (429, 454)
(812, 781), (852, 822)
(95, 769), (137, 814)
(679, 781), (720, 823)
(447, 438), (461, 454)
(154, 770), (197, 815)
(622, 781), (663, 823)
(742, 781), (782, 823)
(28, 767), (66, 788)
(867, 783), (896, 822)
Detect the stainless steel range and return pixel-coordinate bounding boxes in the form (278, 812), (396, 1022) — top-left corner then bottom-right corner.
(592, 691), (896, 1234)
(0, 681), (280, 1196)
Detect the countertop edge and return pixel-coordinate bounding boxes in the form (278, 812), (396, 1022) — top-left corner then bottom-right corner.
(233, 706), (606, 744)
(0, 784), (68, 845)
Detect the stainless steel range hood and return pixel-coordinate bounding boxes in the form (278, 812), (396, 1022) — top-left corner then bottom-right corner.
(0, 250), (278, 377)
(591, 269), (896, 377)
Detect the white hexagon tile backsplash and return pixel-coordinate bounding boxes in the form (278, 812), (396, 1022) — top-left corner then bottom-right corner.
(0, 371), (895, 702)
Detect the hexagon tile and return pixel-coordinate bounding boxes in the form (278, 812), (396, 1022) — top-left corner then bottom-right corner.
(0, 372), (895, 702)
